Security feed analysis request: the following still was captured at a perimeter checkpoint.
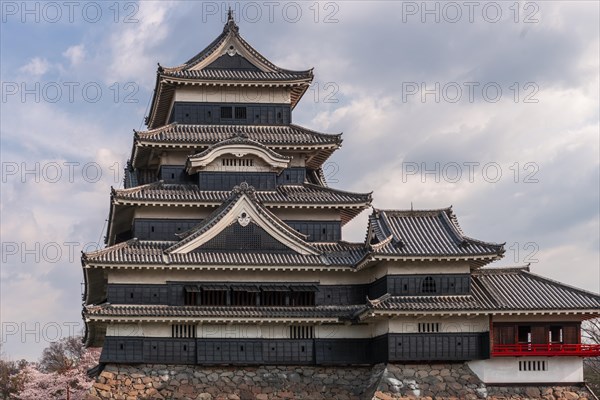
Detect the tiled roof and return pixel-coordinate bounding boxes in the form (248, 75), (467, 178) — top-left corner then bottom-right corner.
(471, 267), (600, 310)
(366, 267), (600, 314)
(83, 239), (365, 267)
(162, 15), (312, 81)
(134, 124), (342, 146)
(162, 69), (311, 81)
(85, 304), (359, 320)
(366, 208), (504, 259)
(368, 295), (483, 312)
(147, 15), (313, 128)
(112, 182), (372, 225)
(132, 124), (342, 169)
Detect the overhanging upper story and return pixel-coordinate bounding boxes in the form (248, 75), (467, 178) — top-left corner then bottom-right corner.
(146, 12), (313, 130)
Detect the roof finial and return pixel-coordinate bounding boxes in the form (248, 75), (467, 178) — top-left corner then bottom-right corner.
(224, 6), (239, 33)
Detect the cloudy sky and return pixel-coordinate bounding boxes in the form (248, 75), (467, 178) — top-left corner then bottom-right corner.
(1, 1), (598, 360)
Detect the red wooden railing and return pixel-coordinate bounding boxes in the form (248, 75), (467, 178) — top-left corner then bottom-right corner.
(492, 343), (600, 357)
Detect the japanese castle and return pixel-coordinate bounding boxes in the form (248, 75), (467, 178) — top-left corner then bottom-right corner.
(82, 13), (600, 384)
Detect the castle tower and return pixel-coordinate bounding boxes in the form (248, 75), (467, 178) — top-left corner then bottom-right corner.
(82, 15), (600, 385)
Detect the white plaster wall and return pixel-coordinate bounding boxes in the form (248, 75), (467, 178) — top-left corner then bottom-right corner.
(159, 151), (193, 166)
(388, 316), (489, 334)
(106, 265), (388, 285)
(382, 260), (471, 275)
(174, 86), (290, 104)
(493, 315), (584, 323)
(106, 323), (377, 339)
(106, 261), (475, 285)
(106, 323), (168, 337)
(468, 357), (583, 383)
(372, 320), (390, 337)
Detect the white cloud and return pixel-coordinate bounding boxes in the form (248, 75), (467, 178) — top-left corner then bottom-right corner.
(19, 57), (50, 77)
(104, 1), (175, 87)
(63, 44), (86, 66)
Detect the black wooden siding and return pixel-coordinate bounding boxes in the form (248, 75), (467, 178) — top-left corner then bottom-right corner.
(170, 102), (291, 125)
(314, 339), (371, 364)
(387, 333), (489, 361)
(316, 285), (366, 305)
(100, 333), (489, 365)
(285, 221), (341, 242)
(198, 172), (276, 191)
(276, 168), (306, 185)
(159, 165), (194, 184)
(369, 274), (471, 298)
(107, 284), (169, 305)
(132, 219), (202, 241)
(107, 275), (472, 306)
(199, 223), (291, 252)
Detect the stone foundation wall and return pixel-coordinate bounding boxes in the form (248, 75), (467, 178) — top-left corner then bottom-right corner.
(86, 363), (596, 400)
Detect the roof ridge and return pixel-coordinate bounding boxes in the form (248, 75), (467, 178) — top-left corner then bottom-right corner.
(374, 206), (453, 215)
(472, 266), (531, 274)
(112, 181), (163, 195)
(134, 122), (176, 136)
(288, 123), (342, 138)
(302, 182), (373, 198)
(83, 239), (135, 260)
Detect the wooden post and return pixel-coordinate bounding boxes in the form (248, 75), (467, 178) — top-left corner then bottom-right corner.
(489, 314), (494, 355)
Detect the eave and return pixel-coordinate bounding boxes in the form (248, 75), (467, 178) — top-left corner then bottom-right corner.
(354, 253), (503, 271)
(358, 309), (600, 321)
(83, 262), (354, 272)
(86, 316), (341, 324)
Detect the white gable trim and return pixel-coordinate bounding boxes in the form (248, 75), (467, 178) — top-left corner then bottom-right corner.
(187, 143), (290, 173)
(189, 33), (276, 73)
(170, 194), (318, 255)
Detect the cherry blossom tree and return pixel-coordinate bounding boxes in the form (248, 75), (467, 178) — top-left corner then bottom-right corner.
(11, 337), (100, 400)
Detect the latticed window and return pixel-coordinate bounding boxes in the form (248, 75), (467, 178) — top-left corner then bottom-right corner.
(201, 289), (228, 306)
(184, 291), (197, 305)
(220, 106), (233, 119)
(222, 158), (254, 167)
(421, 276), (437, 293)
(289, 291), (316, 306)
(184, 285), (199, 305)
(235, 106), (247, 119)
(289, 325), (314, 339)
(418, 322), (440, 333)
(261, 290), (287, 306)
(231, 286), (259, 306)
(172, 324), (197, 338)
(519, 360), (547, 372)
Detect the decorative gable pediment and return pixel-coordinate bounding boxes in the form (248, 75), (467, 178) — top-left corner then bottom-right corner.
(166, 183), (318, 255)
(186, 134), (291, 174)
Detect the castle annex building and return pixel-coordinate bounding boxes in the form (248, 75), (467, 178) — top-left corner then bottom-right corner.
(82, 14), (600, 385)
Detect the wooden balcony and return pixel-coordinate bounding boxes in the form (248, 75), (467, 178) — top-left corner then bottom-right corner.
(492, 343), (600, 357)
